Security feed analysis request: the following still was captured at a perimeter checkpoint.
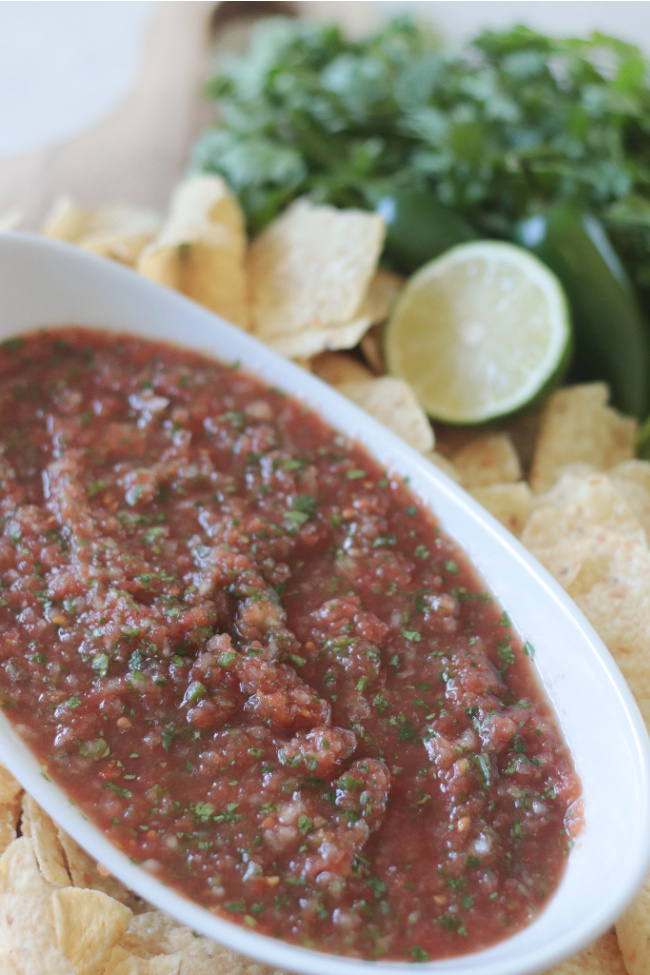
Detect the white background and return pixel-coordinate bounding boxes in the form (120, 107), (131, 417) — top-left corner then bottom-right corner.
(1, 1), (649, 160)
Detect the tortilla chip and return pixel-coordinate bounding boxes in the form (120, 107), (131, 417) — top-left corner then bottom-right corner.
(530, 384), (637, 493)
(521, 473), (650, 725)
(42, 196), (88, 241)
(311, 351), (373, 387)
(357, 268), (404, 325)
(138, 175), (248, 329)
(20, 795), (70, 886)
(520, 472), (645, 591)
(338, 377), (434, 453)
(525, 472), (644, 546)
(113, 910), (285, 975)
(0, 209), (22, 233)
(42, 196), (161, 267)
(0, 763), (22, 805)
(0, 764), (22, 857)
(0, 800), (20, 858)
(102, 948), (181, 975)
(57, 827), (149, 914)
(542, 930), (626, 974)
(452, 433), (521, 489)
(171, 934), (283, 975)
(53, 886), (131, 975)
(291, 358), (312, 373)
(542, 461), (599, 481)
(115, 912), (181, 960)
(139, 232), (248, 327)
(247, 198), (384, 351)
(432, 424), (484, 460)
(609, 459), (650, 542)
(359, 324), (385, 375)
(0, 837), (72, 974)
(422, 451), (462, 483)
(164, 174), (246, 240)
(616, 872), (650, 975)
(82, 231), (159, 267)
(505, 406), (543, 477)
(0, 803), (18, 860)
(471, 482), (533, 538)
(268, 316), (372, 360)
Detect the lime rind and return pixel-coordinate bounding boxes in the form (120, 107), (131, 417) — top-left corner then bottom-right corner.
(385, 241), (572, 425)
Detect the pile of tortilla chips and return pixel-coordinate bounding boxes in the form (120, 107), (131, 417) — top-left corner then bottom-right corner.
(1, 175), (650, 973)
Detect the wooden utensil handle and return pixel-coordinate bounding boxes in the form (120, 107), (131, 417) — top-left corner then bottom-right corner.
(0, 2), (216, 230)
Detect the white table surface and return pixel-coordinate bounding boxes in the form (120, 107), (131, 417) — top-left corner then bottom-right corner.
(0, 2), (156, 158)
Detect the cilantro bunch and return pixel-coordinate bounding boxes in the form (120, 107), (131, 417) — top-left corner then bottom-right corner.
(192, 16), (650, 295)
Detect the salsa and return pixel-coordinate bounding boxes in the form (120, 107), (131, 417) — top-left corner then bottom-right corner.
(0, 329), (580, 961)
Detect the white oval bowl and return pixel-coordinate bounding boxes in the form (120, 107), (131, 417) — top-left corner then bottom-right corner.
(0, 232), (648, 975)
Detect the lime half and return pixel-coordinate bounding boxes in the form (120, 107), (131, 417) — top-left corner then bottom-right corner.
(384, 241), (571, 424)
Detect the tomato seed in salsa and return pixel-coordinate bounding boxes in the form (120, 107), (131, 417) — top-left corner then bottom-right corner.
(0, 329), (580, 961)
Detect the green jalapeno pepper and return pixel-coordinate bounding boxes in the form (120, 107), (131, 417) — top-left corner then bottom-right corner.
(376, 189), (477, 275)
(516, 205), (650, 418)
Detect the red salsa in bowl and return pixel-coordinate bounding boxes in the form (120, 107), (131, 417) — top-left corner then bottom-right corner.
(0, 328), (580, 962)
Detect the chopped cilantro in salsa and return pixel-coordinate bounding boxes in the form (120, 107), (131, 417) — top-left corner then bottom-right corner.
(0, 329), (580, 961)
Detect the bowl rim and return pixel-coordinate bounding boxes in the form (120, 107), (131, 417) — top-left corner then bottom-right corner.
(0, 231), (649, 975)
